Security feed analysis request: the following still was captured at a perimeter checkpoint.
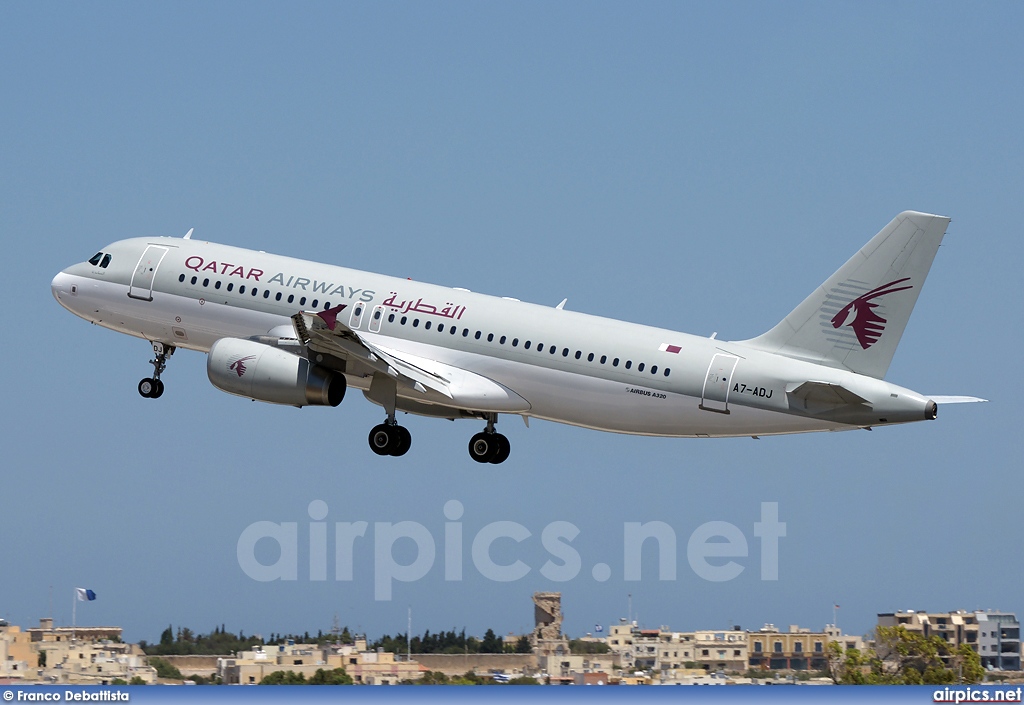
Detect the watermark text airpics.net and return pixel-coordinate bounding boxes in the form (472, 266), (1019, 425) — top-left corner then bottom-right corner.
(237, 500), (786, 600)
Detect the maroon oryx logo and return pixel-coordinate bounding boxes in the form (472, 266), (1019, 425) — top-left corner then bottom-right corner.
(229, 355), (256, 377)
(831, 278), (913, 349)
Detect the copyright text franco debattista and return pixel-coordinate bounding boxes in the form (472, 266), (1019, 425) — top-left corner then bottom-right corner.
(3, 692), (129, 702)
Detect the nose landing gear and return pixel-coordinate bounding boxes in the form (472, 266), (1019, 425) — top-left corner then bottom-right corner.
(139, 342), (174, 399)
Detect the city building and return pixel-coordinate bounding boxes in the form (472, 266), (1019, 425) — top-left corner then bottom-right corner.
(747, 624), (829, 672)
(877, 610), (980, 652)
(36, 638), (156, 684)
(875, 609), (1022, 671)
(1, 619), (155, 685)
(0, 623), (34, 681)
(685, 629), (749, 673)
(219, 640), (426, 685)
(28, 618), (122, 644)
(976, 612), (1020, 671)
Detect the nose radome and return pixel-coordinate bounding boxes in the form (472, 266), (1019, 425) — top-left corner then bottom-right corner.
(51, 271), (74, 303)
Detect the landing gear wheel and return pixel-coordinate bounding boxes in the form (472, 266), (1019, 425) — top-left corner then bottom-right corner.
(489, 433), (510, 464)
(138, 378), (157, 398)
(469, 432), (496, 463)
(150, 379), (165, 399)
(391, 426), (412, 457)
(369, 424), (394, 456)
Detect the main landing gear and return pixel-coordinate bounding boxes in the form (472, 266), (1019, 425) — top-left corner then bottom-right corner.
(368, 419), (412, 457)
(468, 414), (511, 464)
(138, 342), (174, 399)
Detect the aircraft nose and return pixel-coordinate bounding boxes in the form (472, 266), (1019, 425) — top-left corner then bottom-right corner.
(51, 271), (73, 303)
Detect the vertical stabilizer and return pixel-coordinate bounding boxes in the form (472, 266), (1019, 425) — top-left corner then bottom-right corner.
(739, 211), (950, 379)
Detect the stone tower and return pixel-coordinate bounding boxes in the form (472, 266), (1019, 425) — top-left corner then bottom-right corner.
(531, 592), (569, 658)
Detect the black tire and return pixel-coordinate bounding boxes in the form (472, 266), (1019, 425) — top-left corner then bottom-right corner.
(368, 424), (393, 456)
(489, 433), (511, 464)
(468, 432), (495, 463)
(138, 378), (155, 398)
(150, 379), (165, 399)
(390, 426), (412, 457)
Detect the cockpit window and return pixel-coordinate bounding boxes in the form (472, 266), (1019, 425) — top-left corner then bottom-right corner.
(88, 252), (103, 266)
(100, 254), (112, 268)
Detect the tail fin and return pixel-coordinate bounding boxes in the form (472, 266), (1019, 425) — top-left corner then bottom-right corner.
(739, 211), (950, 379)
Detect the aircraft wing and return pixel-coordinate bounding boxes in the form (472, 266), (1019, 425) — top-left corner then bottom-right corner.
(291, 307), (453, 398)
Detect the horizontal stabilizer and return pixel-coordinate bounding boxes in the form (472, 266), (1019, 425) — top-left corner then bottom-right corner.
(928, 395), (988, 404)
(787, 381), (868, 408)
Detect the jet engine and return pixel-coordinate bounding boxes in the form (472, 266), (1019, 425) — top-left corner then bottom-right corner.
(207, 338), (345, 407)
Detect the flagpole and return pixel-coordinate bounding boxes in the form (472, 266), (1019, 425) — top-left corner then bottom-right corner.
(72, 589), (77, 642)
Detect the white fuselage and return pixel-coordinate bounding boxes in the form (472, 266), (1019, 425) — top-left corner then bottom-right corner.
(51, 236), (936, 438)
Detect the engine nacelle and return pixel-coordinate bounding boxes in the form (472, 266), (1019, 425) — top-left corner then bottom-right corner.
(207, 338), (345, 407)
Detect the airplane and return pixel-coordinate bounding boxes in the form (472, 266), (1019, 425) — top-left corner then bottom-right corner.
(51, 211), (984, 464)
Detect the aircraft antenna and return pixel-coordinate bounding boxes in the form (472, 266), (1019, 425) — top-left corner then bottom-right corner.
(183, 228), (194, 240)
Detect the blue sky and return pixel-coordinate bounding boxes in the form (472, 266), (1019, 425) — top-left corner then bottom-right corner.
(1, 2), (1020, 644)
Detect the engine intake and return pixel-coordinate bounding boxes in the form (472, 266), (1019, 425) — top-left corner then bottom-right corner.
(207, 338), (345, 407)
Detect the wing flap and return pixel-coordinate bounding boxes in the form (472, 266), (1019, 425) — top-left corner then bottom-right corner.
(291, 308), (451, 398)
(289, 307), (529, 412)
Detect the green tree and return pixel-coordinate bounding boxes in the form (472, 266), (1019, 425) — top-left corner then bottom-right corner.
(308, 668), (353, 685)
(829, 626), (983, 685)
(128, 676), (147, 685)
(159, 625), (173, 646)
(480, 628), (502, 654)
(569, 639), (610, 654)
(514, 636), (532, 654)
(110, 678), (128, 685)
(260, 670), (307, 685)
(149, 657), (184, 680)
